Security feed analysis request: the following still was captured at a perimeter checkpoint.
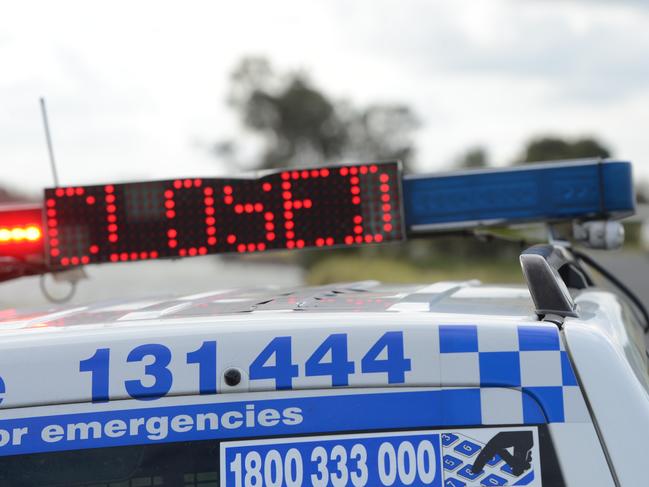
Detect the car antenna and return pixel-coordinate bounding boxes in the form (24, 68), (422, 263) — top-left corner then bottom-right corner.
(39, 97), (60, 187)
(38, 97), (84, 303)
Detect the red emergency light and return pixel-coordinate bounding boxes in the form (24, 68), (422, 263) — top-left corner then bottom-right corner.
(0, 204), (49, 281)
(0, 204), (45, 259)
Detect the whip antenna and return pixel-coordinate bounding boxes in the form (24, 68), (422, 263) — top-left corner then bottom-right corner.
(39, 97), (60, 187)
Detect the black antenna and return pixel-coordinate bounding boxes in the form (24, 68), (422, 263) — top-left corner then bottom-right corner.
(39, 97), (60, 187)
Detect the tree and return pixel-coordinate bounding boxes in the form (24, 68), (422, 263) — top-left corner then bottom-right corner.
(636, 183), (649, 204)
(456, 147), (489, 169)
(0, 186), (32, 204)
(220, 57), (419, 171)
(519, 136), (611, 163)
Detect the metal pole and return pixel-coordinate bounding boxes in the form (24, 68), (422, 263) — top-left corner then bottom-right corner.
(39, 97), (60, 187)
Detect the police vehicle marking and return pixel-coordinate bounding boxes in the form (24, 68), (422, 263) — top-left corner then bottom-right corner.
(79, 331), (411, 402)
(0, 319), (588, 427)
(0, 389), (539, 457)
(219, 427), (541, 487)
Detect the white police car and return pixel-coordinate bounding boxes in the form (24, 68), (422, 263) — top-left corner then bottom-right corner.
(0, 160), (646, 487)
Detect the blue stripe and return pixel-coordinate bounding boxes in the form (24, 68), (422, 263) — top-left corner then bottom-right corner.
(0, 389), (542, 457)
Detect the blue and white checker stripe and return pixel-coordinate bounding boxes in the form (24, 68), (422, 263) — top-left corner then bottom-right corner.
(439, 323), (590, 424)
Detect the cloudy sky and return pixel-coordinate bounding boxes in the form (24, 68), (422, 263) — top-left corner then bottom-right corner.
(2, 0), (648, 195)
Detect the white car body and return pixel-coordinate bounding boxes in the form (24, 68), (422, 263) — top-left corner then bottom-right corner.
(0, 281), (646, 486)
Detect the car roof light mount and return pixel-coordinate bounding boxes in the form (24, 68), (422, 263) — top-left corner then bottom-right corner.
(520, 244), (580, 325)
(572, 220), (625, 250)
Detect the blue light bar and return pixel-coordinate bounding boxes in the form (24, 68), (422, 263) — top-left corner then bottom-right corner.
(402, 159), (635, 233)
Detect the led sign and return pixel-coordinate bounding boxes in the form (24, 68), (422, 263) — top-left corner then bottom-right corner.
(44, 162), (404, 267)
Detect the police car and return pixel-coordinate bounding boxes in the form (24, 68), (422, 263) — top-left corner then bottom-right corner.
(0, 159), (647, 487)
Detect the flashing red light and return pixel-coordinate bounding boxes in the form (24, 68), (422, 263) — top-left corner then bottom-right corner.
(0, 204), (46, 262)
(0, 225), (41, 243)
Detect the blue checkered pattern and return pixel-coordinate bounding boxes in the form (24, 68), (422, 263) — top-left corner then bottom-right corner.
(438, 323), (589, 424)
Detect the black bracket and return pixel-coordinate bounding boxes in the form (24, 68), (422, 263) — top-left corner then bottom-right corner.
(520, 244), (581, 323)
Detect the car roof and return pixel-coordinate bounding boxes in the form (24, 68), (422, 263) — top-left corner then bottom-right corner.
(0, 281), (536, 333)
(0, 280), (639, 412)
(0, 280), (550, 409)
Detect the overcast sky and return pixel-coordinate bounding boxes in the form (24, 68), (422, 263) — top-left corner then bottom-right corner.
(2, 0), (648, 195)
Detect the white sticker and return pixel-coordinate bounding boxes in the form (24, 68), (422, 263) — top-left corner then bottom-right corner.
(220, 426), (541, 486)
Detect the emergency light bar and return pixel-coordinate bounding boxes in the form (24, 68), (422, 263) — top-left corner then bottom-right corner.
(404, 159), (634, 233)
(0, 159), (636, 276)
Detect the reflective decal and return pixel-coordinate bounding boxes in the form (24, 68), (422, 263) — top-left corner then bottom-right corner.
(220, 427), (541, 486)
(0, 390), (542, 458)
